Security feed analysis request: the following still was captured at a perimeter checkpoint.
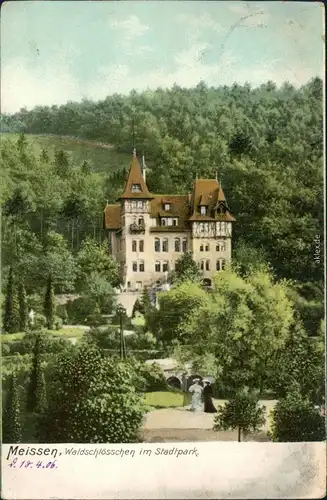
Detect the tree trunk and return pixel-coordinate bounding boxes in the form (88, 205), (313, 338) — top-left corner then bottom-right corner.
(238, 426), (242, 442)
(71, 220), (74, 251)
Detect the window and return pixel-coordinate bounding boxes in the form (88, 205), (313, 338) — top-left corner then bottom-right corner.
(139, 261), (145, 272)
(132, 240), (137, 252)
(182, 238), (188, 252)
(127, 281), (131, 289)
(216, 242), (225, 252)
(205, 244), (210, 252)
(200, 223), (205, 232)
(200, 244), (204, 252)
(164, 203), (171, 211)
(155, 238), (160, 252)
(161, 218), (167, 226)
(204, 223), (209, 232)
(131, 184), (141, 193)
(136, 281), (142, 290)
(174, 238), (181, 252)
(139, 240), (144, 252)
(200, 260), (205, 270)
(200, 205), (206, 215)
(155, 261), (161, 272)
(206, 260), (210, 271)
(132, 261), (137, 272)
(138, 217), (144, 226)
(167, 218), (173, 226)
(162, 238), (168, 252)
(163, 261), (169, 272)
(131, 200), (137, 209)
(173, 218), (178, 226)
(137, 201), (143, 209)
(221, 259), (226, 270)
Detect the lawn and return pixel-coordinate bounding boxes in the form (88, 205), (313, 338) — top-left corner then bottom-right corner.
(144, 391), (188, 409)
(2, 327), (86, 342)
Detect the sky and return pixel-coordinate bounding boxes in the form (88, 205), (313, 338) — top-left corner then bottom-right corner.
(1, 0), (324, 114)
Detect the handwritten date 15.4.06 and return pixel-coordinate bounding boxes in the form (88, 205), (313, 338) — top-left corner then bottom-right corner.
(8, 458), (58, 469)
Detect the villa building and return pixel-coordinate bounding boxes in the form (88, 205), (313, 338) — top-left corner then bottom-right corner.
(103, 150), (235, 291)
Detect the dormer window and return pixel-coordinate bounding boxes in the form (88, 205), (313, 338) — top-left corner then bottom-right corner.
(131, 184), (142, 193)
(164, 203), (171, 211)
(200, 205), (207, 215)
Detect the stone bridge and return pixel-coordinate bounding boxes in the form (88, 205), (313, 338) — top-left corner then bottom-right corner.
(145, 358), (214, 391)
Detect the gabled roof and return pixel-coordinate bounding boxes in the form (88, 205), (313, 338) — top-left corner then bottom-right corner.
(118, 150), (153, 200)
(189, 179), (235, 222)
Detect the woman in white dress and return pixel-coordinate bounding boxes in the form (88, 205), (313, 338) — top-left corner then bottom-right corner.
(188, 379), (203, 411)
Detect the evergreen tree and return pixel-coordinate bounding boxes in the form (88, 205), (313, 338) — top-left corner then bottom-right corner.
(44, 273), (55, 329)
(3, 373), (22, 443)
(27, 334), (47, 413)
(18, 279), (28, 331)
(40, 148), (49, 162)
(3, 267), (20, 333)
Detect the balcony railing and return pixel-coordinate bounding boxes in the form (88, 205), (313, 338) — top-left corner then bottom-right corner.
(129, 222), (145, 234)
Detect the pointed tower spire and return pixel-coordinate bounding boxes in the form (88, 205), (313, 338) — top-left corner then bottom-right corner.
(118, 151), (153, 200)
(142, 153), (146, 183)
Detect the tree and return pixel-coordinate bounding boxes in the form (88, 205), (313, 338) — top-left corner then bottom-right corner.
(270, 322), (325, 405)
(75, 238), (121, 290)
(39, 343), (147, 443)
(43, 274), (55, 330)
(213, 391), (266, 442)
(171, 252), (201, 284)
(3, 373), (22, 443)
(175, 268), (294, 394)
(3, 266), (20, 333)
(26, 334), (47, 413)
(152, 280), (210, 345)
(18, 279), (28, 331)
(269, 391), (325, 442)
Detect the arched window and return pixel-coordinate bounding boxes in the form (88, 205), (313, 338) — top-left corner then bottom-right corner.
(162, 238), (168, 252)
(132, 240), (137, 252)
(139, 260), (145, 272)
(139, 240), (144, 252)
(155, 238), (160, 252)
(155, 261), (161, 272)
(200, 260), (205, 270)
(216, 260), (221, 271)
(221, 259), (226, 270)
(200, 244), (204, 252)
(206, 260), (210, 271)
(162, 261), (169, 272)
(205, 244), (210, 252)
(174, 238), (181, 252)
(132, 261), (137, 272)
(182, 238), (188, 252)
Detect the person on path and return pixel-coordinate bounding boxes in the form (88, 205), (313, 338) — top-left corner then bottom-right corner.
(188, 378), (203, 411)
(203, 380), (217, 413)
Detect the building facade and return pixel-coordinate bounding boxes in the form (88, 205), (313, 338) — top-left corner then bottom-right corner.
(103, 150), (236, 291)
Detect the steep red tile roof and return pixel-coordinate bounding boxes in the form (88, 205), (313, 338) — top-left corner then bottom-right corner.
(118, 150), (153, 200)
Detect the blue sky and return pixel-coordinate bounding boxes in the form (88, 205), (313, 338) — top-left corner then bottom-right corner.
(1, 1), (324, 114)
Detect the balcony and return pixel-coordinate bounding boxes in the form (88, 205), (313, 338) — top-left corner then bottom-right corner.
(129, 222), (145, 234)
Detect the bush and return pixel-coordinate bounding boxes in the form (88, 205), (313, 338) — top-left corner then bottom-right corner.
(26, 293), (44, 314)
(66, 296), (98, 324)
(127, 331), (157, 350)
(4, 331), (72, 356)
(269, 391), (326, 442)
(54, 316), (63, 330)
(39, 344), (147, 443)
(30, 313), (47, 330)
(56, 304), (68, 324)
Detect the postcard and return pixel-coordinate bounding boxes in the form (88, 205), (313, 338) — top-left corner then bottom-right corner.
(1, 1), (325, 498)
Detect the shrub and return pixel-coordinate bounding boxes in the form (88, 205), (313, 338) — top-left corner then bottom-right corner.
(269, 391), (326, 442)
(54, 316), (63, 330)
(127, 331), (157, 350)
(86, 327), (120, 349)
(30, 313), (47, 330)
(66, 296), (98, 324)
(56, 304), (68, 324)
(213, 391), (266, 442)
(39, 344), (147, 443)
(137, 362), (168, 392)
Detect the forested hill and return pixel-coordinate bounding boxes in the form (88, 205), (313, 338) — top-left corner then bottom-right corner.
(1, 78), (324, 287)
